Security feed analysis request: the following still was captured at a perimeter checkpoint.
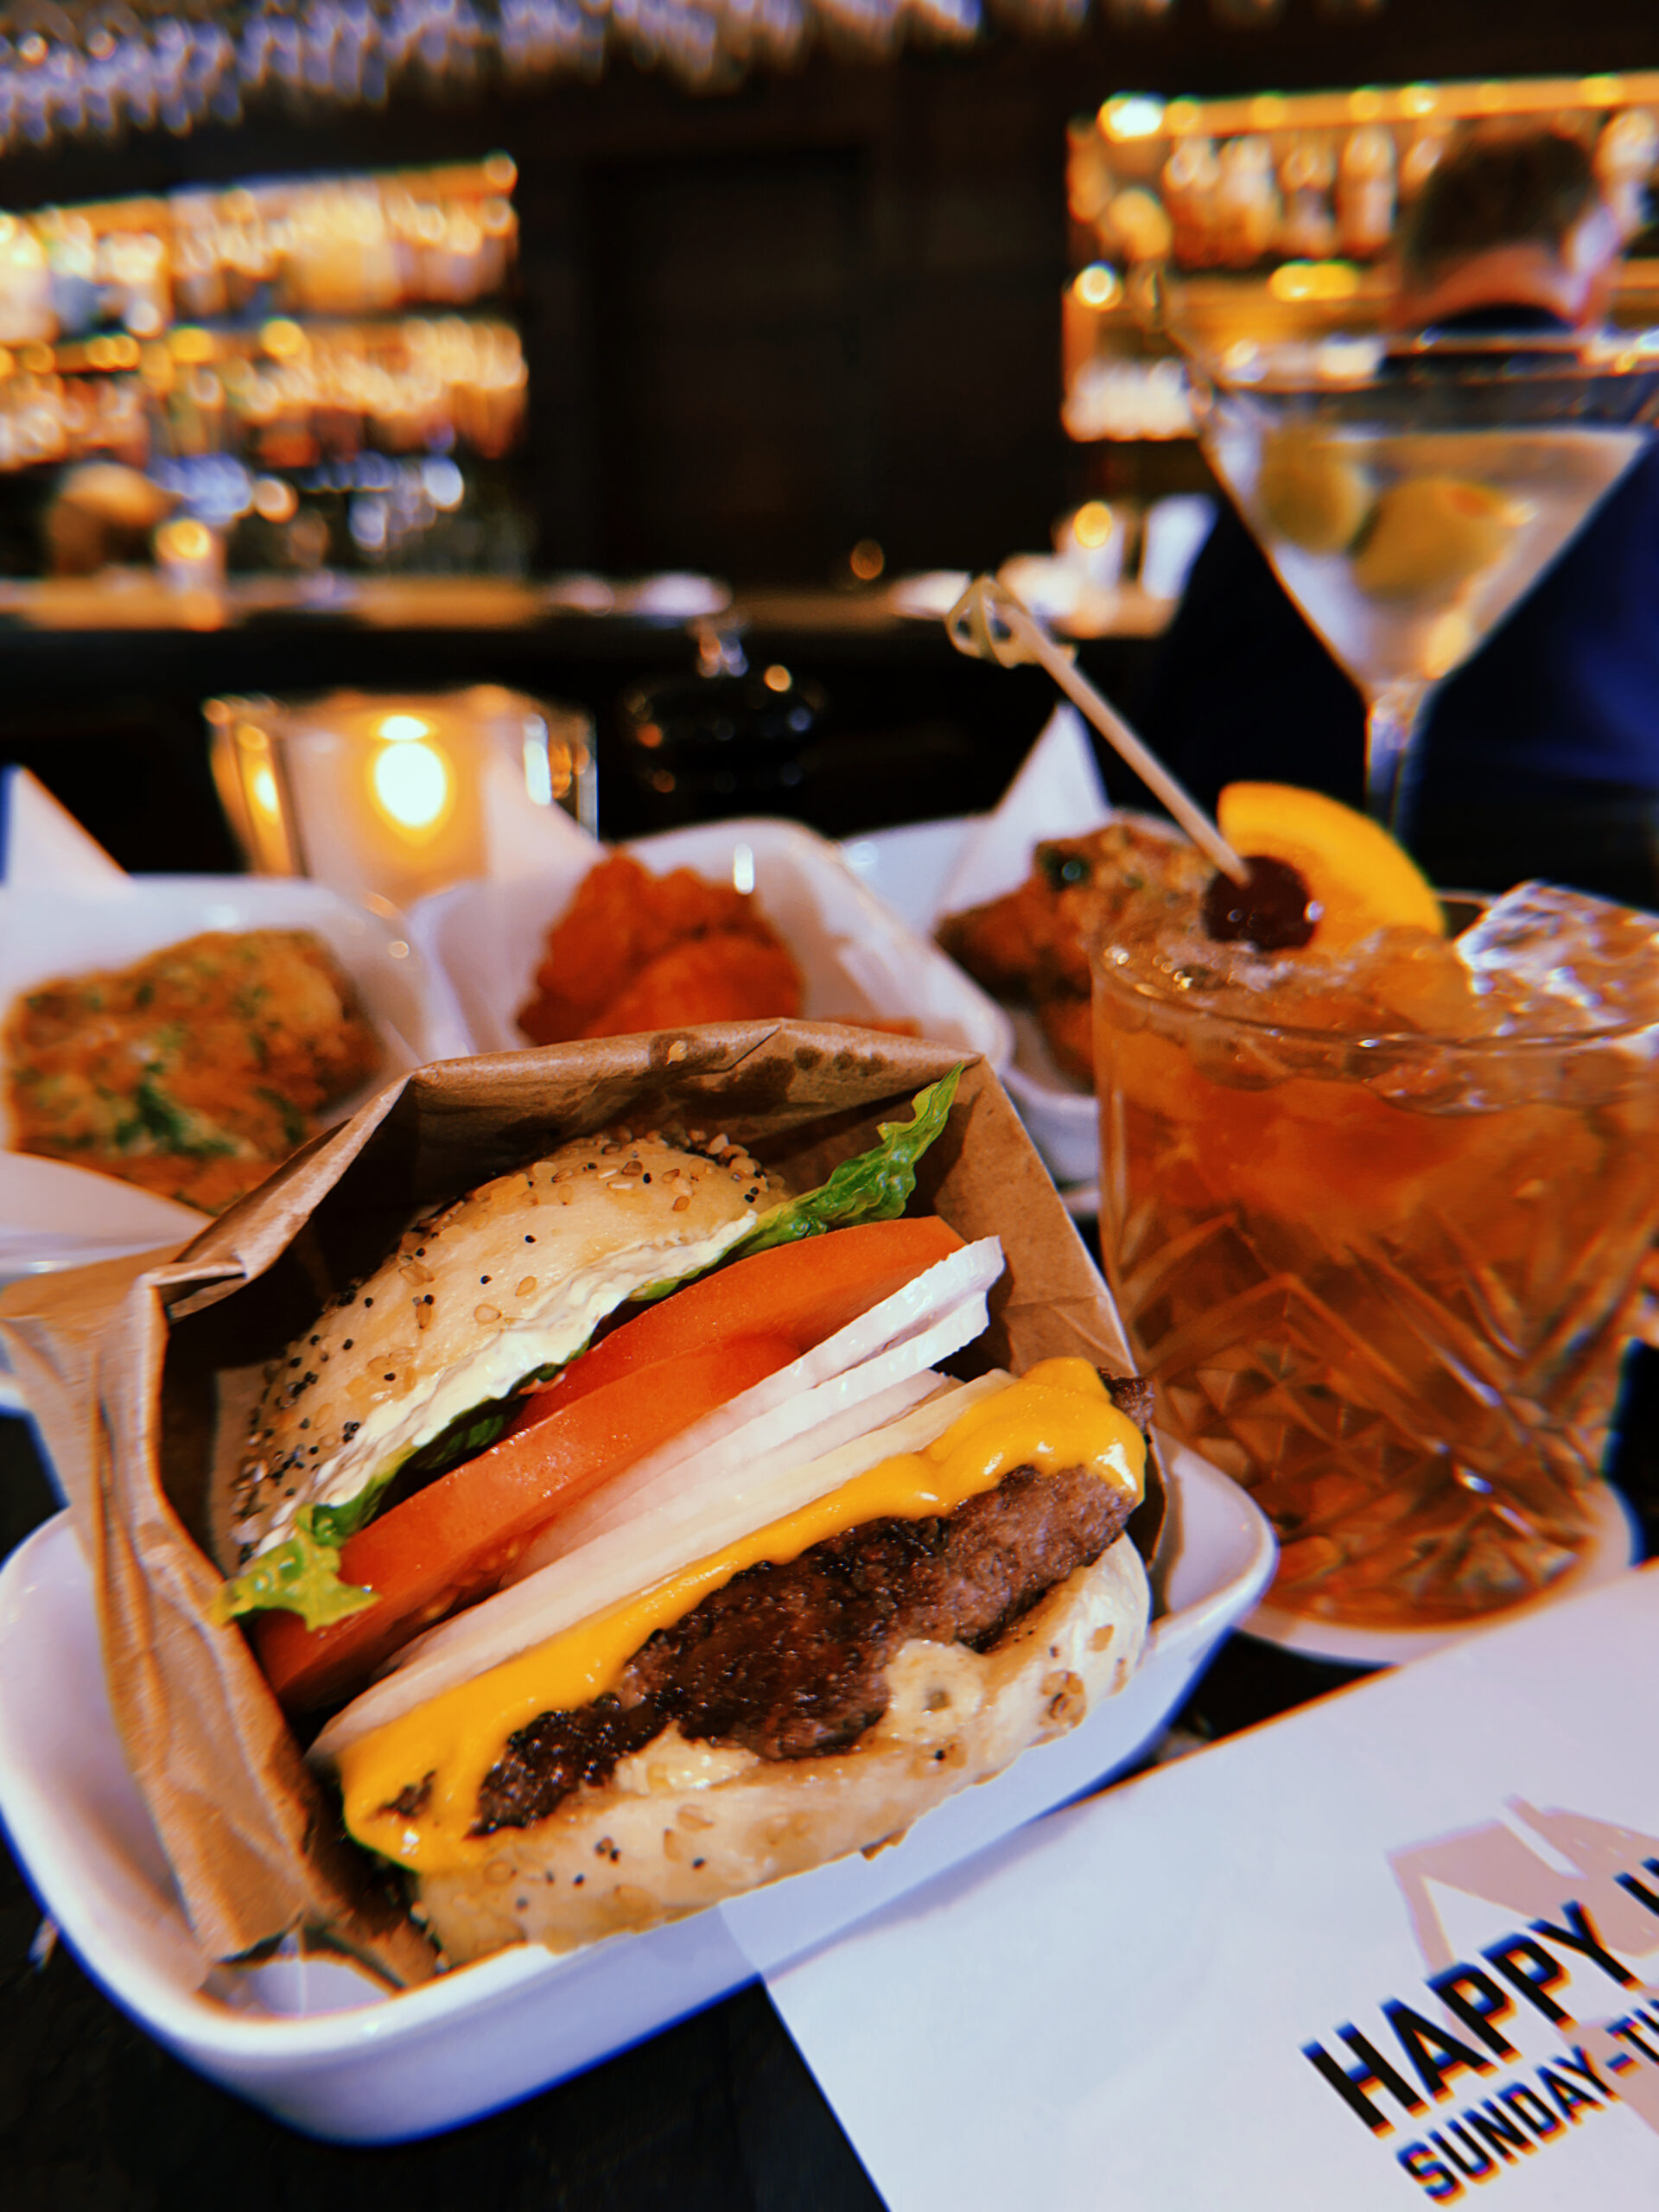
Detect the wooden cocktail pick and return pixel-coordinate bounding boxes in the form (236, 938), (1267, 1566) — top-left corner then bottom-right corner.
(946, 574), (1250, 886)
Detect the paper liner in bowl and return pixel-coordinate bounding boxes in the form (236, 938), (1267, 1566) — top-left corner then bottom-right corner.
(0, 1027), (1158, 1984)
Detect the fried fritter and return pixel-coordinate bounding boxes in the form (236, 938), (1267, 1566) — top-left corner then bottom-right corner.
(938, 820), (1208, 1087)
(1036, 994), (1096, 1087)
(938, 846), (1087, 1000)
(6, 928), (381, 1213)
(519, 853), (801, 1046)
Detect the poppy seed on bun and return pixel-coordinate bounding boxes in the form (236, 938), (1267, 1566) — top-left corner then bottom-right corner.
(226, 1131), (776, 1570)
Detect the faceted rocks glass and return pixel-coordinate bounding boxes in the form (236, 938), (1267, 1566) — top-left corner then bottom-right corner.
(1091, 909), (1659, 1629)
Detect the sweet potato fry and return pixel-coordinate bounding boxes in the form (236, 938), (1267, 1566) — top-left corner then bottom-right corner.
(582, 932), (803, 1035)
(519, 855), (786, 1046)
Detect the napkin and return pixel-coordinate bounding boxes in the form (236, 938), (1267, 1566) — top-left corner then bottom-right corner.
(932, 704), (1112, 924)
(769, 1563), (1659, 2211)
(2, 766), (128, 889)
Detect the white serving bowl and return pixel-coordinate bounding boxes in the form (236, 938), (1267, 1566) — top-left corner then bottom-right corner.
(408, 817), (1013, 1072)
(0, 876), (467, 1281)
(0, 1443), (1272, 2144)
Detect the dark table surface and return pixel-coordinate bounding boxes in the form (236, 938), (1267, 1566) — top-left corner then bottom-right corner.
(7, 1323), (1658, 2209)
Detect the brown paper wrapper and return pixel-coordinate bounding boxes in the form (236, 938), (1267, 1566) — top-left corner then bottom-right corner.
(0, 1021), (1157, 1980)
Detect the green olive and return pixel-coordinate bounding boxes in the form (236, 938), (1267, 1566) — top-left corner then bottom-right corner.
(1351, 477), (1521, 601)
(1256, 427), (1374, 556)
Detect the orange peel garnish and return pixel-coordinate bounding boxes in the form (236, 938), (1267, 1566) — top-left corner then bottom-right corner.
(1217, 783), (1445, 951)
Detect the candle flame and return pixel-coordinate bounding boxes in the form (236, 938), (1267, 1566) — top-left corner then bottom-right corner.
(371, 738), (450, 833)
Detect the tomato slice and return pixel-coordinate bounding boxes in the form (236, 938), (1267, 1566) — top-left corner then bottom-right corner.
(510, 1213), (963, 1434)
(254, 1333), (797, 1713)
(255, 1216), (963, 1713)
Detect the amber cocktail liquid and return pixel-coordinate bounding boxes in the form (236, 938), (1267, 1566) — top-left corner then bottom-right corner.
(1092, 875), (1659, 1629)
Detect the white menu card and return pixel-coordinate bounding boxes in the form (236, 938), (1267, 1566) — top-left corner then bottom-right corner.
(769, 1564), (1659, 2210)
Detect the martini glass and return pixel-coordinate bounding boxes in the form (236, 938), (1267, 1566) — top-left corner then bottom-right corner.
(1186, 331), (1659, 826)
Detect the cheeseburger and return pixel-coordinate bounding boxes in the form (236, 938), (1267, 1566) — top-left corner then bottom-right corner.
(211, 1072), (1153, 1966)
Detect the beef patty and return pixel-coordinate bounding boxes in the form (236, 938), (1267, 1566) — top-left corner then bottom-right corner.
(473, 1459), (1135, 1838)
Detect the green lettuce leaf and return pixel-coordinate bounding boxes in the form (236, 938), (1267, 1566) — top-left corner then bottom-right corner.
(210, 1495), (383, 1630)
(208, 1390), (535, 1628)
(726, 1064), (962, 1261)
(393, 1395), (523, 1488)
(626, 1065), (963, 1299)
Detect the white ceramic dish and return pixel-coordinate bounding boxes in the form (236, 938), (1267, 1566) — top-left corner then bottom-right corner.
(1242, 1478), (1642, 1668)
(0, 1441), (1272, 2144)
(887, 571), (971, 622)
(0, 877), (467, 1282)
(409, 817), (1014, 1072)
(841, 818), (1098, 1185)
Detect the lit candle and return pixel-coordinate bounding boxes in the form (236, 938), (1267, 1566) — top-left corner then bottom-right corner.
(207, 688), (594, 911)
(156, 514), (225, 589)
(280, 701), (486, 911)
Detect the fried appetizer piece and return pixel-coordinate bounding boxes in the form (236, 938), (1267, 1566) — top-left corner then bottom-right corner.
(938, 821), (1209, 1085)
(1036, 994), (1096, 1088)
(519, 853), (801, 1046)
(939, 822), (1206, 1001)
(7, 928), (381, 1213)
(938, 842), (1090, 1001)
(585, 933), (803, 1036)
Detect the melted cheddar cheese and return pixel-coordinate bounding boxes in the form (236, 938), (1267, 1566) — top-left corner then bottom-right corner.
(337, 1357), (1144, 1874)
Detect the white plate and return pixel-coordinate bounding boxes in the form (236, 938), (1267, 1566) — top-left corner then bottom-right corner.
(541, 574), (732, 620)
(0, 877), (467, 1279)
(1242, 1478), (1642, 1668)
(410, 817), (1014, 1072)
(0, 1442), (1273, 2144)
(887, 571), (971, 621)
(840, 818), (1098, 1185)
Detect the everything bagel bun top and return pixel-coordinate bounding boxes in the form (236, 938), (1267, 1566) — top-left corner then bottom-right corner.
(226, 1129), (776, 1572)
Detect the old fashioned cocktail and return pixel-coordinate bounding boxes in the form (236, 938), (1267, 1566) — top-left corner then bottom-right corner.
(1093, 861), (1659, 1628)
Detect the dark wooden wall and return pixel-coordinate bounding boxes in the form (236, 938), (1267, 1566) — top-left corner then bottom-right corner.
(0, 2), (1651, 585)
(518, 57), (1075, 582)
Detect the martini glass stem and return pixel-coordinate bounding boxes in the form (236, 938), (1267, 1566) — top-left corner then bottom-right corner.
(1364, 679), (1430, 834)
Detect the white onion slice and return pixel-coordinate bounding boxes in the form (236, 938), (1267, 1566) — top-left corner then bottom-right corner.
(504, 1364), (947, 1586)
(503, 1234), (1003, 1583)
(312, 1332), (1010, 1767)
(383, 1364), (946, 1689)
(615, 1232), (1002, 1494)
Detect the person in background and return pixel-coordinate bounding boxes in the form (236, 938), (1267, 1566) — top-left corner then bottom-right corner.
(41, 461), (172, 576)
(1140, 126), (1659, 908)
